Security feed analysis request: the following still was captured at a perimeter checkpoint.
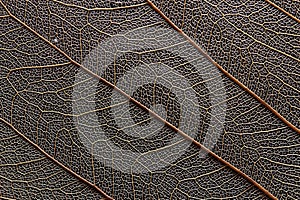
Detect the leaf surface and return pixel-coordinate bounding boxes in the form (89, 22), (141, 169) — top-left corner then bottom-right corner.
(149, 0), (300, 130)
(0, 0), (299, 199)
(268, 0), (299, 20)
(0, 119), (106, 199)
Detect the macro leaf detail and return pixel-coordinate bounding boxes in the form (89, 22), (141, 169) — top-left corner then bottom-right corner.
(0, 0), (299, 199)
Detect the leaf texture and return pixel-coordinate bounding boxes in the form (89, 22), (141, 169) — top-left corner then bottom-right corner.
(0, 0), (299, 199)
(268, 0), (300, 19)
(150, 0), (300, 130)
(0, 120), (105, 199)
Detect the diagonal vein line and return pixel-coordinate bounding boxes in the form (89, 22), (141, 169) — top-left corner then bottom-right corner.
(146, 0), (300, 135)
(0, 117), (114, 200)
(220, 16), (299, 62)
(0, 1), (282, 200)
(0, 2), (113, 199)
(0, 197), (16, 200)
(51, 0), (148, 11)
(265, 0), (300, 23)
(146, 0), (294, 199)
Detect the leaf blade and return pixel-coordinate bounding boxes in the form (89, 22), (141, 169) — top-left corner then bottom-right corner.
(1, 0), (298, 199)
(148, 0), (300, 131)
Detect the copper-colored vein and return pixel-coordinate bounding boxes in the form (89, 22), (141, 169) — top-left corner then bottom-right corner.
(265, 0), (300, 23)
(0, 117), (114, 200)
(0, 1), (286, 199)
(146, 0), (289, 199)
(0, 2), (113, 199)
(146, 1), (300, 136)
(0, 0), (282, 199)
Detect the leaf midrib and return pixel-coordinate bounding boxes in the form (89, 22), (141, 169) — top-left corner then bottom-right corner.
(0, 1), (279, 199)
(146, 0), (300, 134)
